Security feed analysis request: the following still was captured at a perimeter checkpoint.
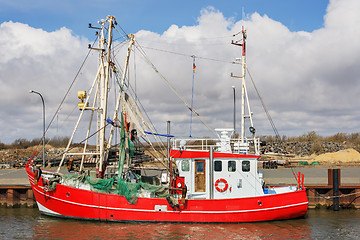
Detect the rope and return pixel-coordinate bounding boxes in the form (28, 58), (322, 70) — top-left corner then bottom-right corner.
(109, 36), (169, 166)
(246, 67), (282, 142)
(139, 45), (235, 64)
(33, 36), (99, 155)
(139, 136), (168, 169)
(45, 122), (111, 165)
(47, 37), (99, 136)
(111, 49), (169, 155)
(246, 67), (303, 184)
(307, 188), (360, 200)
(134, 43), (219, 138)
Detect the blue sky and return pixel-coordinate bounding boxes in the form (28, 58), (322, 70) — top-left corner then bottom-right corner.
(2, 0), (360, 144)
(1, 0), (328, 36)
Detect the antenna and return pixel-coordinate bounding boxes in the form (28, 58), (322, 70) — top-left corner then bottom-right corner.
(189, 55), (196, 137)
(242, 7), (247, 29)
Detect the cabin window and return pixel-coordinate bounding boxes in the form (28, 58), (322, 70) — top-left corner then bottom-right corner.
(228, 161), (236, 172)
(242, 160), (250, 172)
(181, 160), (190, 172)
(214, 161), (222, 172)
(196, 161), (204, 173)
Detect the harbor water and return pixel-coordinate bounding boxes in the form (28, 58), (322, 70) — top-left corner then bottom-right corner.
(0, 208), (359, 239)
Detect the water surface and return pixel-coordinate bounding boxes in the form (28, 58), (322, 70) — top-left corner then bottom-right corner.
(0, 208), (359, 239)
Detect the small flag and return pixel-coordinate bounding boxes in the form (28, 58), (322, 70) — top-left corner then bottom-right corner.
(193, 63), (196, 72)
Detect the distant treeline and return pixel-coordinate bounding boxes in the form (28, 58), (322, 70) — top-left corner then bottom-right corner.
(261, 131), (360, 145)
(0, 137), (71, 149)
(261, 131), (360, 153)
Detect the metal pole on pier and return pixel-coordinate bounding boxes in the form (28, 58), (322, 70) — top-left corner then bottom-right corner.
(232, 86), (236, 136)
(29, 90), (46, 168)
(167, 121), (172, 183)
(333, 169), (340, 211)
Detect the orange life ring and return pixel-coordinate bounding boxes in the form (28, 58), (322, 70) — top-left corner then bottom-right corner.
(215, 178), (228, 192)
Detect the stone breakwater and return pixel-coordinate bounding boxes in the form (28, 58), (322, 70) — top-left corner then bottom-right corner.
(0, 141), (355, 167)
(262, 141), (346, 156)
(0, 146), (66, 167)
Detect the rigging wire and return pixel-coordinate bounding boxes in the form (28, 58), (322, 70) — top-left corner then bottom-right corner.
(34, 36), (100, 155)
(45, 36), (99, 136)
(139, 136), (168, 169)
(136, 34), (234, 47)
(112, 45), (163, 143)
(246, 67), (282, 142)
(114, 64), (169, 156)
(45, 122), (112, 166)
(133, 42), (219, 138)
(112, 23), (184, 171)
(110, 38), (169, 157)
(246, 67), (302, 184)
(139, 45), (236, 64)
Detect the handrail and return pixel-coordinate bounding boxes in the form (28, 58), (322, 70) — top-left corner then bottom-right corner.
(172, 137), (260, 155)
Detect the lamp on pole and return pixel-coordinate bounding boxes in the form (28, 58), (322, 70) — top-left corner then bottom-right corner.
(29, 90), (46, 168)
(232, 86), (236, 137)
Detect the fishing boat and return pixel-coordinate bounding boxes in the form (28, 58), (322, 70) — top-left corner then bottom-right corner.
(25, 16), (308, 223)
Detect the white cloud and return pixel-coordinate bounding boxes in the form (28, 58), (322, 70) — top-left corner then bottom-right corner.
(133, 0), (360, 138)
(1, 0), (360, 144)
(0, 21), (91, 143)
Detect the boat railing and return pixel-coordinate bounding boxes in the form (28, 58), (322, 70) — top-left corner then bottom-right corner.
(172, 137), (261, 155)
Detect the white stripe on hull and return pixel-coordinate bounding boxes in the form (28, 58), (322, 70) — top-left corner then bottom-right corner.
(33, 184), (308, 215)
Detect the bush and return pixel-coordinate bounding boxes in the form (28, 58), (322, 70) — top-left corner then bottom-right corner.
(310, 142), (323, 154)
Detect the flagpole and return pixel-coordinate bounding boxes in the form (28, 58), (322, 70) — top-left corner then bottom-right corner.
(189, 56), (196, 137)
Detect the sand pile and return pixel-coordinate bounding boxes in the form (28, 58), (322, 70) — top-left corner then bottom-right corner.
(311, 148), (360, 164)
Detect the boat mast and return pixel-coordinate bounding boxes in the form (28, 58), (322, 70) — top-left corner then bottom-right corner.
(106, 34), (135, 158)
(240, 28), (246, 144)
(99, 16), (115, 177)
(231, 27), (247, 144)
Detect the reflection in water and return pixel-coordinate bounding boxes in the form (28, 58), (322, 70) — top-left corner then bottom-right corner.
(32, 218), (311, 240)
(1, 208), (359, 240)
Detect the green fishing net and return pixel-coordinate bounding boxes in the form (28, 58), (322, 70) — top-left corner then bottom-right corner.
(48, 173), (167, 205)
(47, 113), (169, 204)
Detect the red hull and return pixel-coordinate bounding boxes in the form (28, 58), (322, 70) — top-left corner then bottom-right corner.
(26, 166), (308, 223)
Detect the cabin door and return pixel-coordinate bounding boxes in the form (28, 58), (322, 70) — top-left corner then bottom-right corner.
(195, 159), (206, 192)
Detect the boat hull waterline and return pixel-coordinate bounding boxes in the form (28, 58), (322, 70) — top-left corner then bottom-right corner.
(26, 167), (308, 223)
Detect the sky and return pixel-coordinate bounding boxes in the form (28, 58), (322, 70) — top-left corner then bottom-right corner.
(1, 0), (360, 144)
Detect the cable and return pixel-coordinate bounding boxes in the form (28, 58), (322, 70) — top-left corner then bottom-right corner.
(139, 45), (235, 64)
(32, 36), (99, 156)
(133, 42), (219, 138)
(246, 67), (282, 142)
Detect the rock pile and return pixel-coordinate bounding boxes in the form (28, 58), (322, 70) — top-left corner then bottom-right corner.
(0, 146), (65, 168)
(262, 141), (345, 156)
